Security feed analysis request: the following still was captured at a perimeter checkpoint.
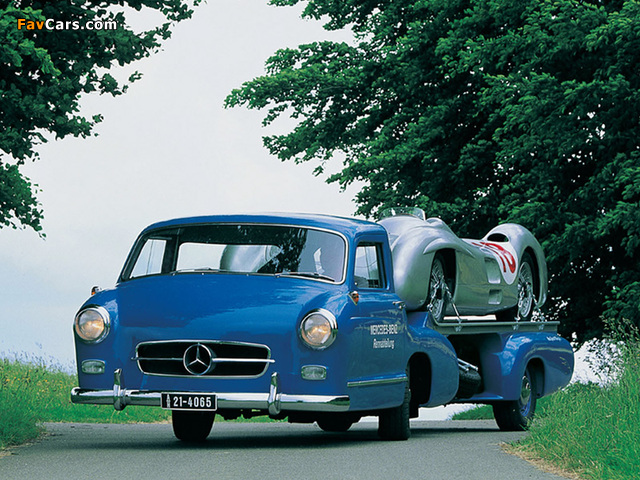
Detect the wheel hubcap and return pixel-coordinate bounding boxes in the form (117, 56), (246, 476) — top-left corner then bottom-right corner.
(429, 261), (446, 319)
(517, 263), (534, 319)
(519, 374), (532, 417)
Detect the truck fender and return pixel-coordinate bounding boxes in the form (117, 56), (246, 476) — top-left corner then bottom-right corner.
(484, 332), (574, 401)
(406, 320), (459, 407)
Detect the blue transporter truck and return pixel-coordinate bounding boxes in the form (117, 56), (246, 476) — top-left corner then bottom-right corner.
(71, 209), (574, 441)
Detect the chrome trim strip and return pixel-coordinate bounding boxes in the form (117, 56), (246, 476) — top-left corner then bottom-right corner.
(432, 319), (560, 335)
(136, 373), (274, 379)
(268, 372), (281, 415)
(70, 388), (350, 413)
(71, 369), (349, 413)
(136, 339), (272, 348)
(133, 357), (184, 361)
(133, 357), (276, 364)
(210, 358), (276, 364)
(113, 369), (124, 411)
(347, 374), (408, 388)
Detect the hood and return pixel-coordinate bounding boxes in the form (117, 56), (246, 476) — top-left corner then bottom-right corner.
(102, 273), (346, 342)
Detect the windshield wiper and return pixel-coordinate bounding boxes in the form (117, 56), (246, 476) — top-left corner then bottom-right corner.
(171, 267), (221, 274)
(280, 272), (336, 282)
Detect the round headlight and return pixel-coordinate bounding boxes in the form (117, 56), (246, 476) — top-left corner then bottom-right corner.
(299, 309), (337, 350)
(75, 306), (110, 343)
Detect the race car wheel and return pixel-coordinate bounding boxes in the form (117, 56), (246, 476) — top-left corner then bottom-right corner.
(172, 410), (215, 442)
(378, 378), (411, 440)
(492, 366), (537, 431)
(496, 253), (535, 322)
(427, 254), (448, 323)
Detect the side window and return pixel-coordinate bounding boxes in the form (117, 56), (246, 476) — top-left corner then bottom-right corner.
(130, 238), (167, 278)
(354, 243), (385, 289)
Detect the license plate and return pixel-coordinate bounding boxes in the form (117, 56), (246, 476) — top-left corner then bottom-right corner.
(161, 393), (217, 411)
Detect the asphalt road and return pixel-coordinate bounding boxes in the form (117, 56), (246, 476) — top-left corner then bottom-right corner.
(0, 420), (568, 480)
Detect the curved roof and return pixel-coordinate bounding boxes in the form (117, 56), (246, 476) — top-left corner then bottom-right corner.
(140, 212), (385, 238)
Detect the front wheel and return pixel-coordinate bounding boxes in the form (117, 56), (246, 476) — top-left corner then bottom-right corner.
(492, 366), (537, 431)
(427, 254), (449, 323)
(378, 380), (411, 440)
(172, 410), (215, 442)
(317, 414), (356, 433)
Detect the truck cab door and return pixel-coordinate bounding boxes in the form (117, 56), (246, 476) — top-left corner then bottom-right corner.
(352, 242), (406, 380)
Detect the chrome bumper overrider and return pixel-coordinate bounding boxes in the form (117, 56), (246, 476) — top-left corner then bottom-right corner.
(71, 370), (350, 415)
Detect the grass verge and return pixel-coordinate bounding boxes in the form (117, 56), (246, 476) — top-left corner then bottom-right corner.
(516, 333), (639, 480)
(0, 358), (169, 449)
(454, 321), (640, 480)
(1, 357), (283, 450)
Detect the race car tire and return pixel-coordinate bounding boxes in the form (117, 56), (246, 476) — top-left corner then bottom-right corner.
(427, 254), (448, 323)
(496, 253), (535, 322)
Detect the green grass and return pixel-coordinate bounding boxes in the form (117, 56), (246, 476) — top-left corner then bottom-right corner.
(451, 404), (493, 420)
(0, 359), (43, 449)
(516, 338), (640, 480)
(454, 321), (640, 480)
(0, 357), (284, 450)
(0, 358), (169, 449)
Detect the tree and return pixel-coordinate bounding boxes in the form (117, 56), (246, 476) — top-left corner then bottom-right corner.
(226, 0), (640, 343)
(0, 0), (200, 232)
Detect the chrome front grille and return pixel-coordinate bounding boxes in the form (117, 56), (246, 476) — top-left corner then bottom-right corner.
(135, 340), (274, 378)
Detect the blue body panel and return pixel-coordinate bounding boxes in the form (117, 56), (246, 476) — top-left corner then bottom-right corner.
(73, 213), (574, 416)
(465, 332), (575, 402)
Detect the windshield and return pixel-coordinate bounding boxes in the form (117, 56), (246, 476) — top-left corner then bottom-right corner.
(122, 224), (347, 283)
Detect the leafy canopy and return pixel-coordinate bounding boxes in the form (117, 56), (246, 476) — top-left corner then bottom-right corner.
(226, 0), (640, 342)
(0, 0), (200, 232)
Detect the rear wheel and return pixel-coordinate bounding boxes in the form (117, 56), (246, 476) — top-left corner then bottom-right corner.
(172, 410), (215, 442)
(496, 253), (535, 322)
(492, 366), (537, 431)
(378, 379), (411, 440)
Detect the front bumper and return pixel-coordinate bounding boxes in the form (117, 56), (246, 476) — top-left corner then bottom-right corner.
(71, 369), (350, 415)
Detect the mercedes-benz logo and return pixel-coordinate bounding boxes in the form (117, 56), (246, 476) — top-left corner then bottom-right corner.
(183, 343), (215, 376)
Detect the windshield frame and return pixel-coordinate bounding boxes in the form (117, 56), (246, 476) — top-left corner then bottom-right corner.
(119, 222), (349, 285)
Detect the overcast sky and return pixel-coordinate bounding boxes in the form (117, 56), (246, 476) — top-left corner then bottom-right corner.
(0, 1), (360, 366)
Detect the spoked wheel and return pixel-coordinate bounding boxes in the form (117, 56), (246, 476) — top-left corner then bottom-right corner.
(172, 410), (215, 442)
(493, 366), (537, 431)
(427, 254), (448, 323)
(497, 253), (535, 322)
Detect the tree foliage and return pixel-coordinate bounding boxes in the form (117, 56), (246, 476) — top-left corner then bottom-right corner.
(0, 0), (200, 232)
(226, 0), (640, 342)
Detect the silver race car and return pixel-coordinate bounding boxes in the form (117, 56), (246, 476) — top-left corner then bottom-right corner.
(379, 208), (547, 323)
